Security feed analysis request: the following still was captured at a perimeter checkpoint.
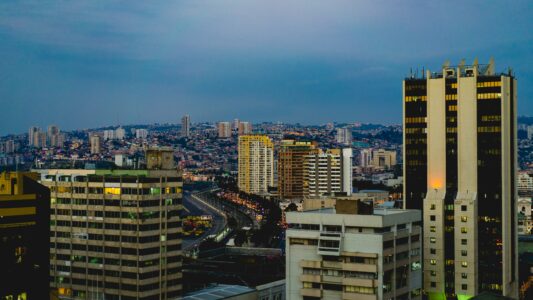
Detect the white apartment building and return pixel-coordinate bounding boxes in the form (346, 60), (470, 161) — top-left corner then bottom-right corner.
(286, 199), (422, 300)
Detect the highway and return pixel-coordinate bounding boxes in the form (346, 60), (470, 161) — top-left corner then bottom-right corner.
(182, 191), (227, 251)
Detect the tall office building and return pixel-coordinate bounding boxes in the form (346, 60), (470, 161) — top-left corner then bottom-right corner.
(336, 128), (352, 145)
(303, 149), (352, 198)
(238, 135), (274, 194)
(39, 150), (183, 299)
(403, 59), (517, 298)
(181, 115), (191, 138)
(278, 140), (318, 200)
(238, 122), (253, 135)
(29, 126), (40, 147)
(218, 122), (232, 138)
(286, 198), (422, 300)
(90, 134), (101, 155)
(0, 172), (50, 299)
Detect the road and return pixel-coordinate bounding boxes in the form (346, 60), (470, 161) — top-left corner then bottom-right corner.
(182, 191), (227, 251)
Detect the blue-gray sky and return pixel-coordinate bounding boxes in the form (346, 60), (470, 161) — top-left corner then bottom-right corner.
(0, 0), (532, 135)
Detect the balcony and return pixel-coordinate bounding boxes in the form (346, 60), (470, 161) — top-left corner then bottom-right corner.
(342, 292), (377, 300)
(300, 260), (321, 269)
(342, 263), (377, 273)
(301, 288), (321, 298)
(318, 231), (342, 256)
(299, 274), (320, 283)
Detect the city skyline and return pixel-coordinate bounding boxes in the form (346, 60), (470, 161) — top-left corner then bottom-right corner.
(1, 1), (532, 135)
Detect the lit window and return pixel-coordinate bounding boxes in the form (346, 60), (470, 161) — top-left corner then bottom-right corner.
(430, 237), (436, 244)
(431, 271), (436, 276)
(461, 261), (468, 268)
(430, 259), (436, 265)
(461, 227), (467, 234)
(104, 187), (121, 195)
(461, 216), (467, 222)
(430, 226), (436, 232)
(430, 204), (436, 210)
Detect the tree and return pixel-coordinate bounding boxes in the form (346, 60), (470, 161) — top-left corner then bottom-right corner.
(285, 202), (298, 212)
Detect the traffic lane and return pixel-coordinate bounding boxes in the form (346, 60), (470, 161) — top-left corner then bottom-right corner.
(182, 193), (226, 250)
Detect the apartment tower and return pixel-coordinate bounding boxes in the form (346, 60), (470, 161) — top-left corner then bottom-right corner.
(278, 140), (318, 200)
(403, 59), (517, 299)
(238, 135), (274, 194)
(303, 148), (353, 198)
(39, 149), (183, 299)
(218, 122), (232, 138)
(181, 115), (190, 138)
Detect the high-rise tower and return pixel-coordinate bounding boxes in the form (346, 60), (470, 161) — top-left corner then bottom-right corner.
(403, 59), (517, 299)
(238, 135), (274, 194)
(181, 115), (190, 138)
(278, 140), (318, 200)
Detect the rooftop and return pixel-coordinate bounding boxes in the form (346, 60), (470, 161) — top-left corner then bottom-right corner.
(182, 284), (255, 300)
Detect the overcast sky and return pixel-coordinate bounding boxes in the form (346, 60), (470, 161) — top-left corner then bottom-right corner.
(0, 0), (531, 135)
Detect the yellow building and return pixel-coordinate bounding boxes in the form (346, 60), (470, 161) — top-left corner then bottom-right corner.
(0, 172), (50, 299)
(238, 135), (274, 194)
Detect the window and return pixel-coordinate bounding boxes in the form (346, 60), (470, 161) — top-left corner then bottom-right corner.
(461, 239), (467, 245)
(461, 227), (467, 234)
(461, 261), (468, 268)
(430, 248), (436, 255)
(461, 250), (467, 256)
(431, 282), (436, 288)
(430, 226), (436, 232)
(461, 216), (468, 222)
(461, 273), (468, 279)
(430, 259), (436, 265)
(430, 215), (436, 221)
(431, 271), (436, 276)
(461, 205), (467, 211)
(430, 237), (436, 244)
(462, 284), (468, 290)
(430, 204), (436, 210)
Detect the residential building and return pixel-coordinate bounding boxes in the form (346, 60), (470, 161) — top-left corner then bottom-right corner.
(233, 119), (240, 130)
(38, 152), (183, 299)
(286, 199), (422, 300)
(90, 134), (101, 155)
(336, 128), (352, 145)
(29, 126), (40, 147)
(238, 135), (274, 194)
(115, 127), (126, 140)
(218, 122), (232, 138)
(0, 140), (16, 154)
(360, 148), (373, 168)
(371, 149), (397, 170)
(181, 115), (191, 138)
(527, 125), (533, 140)
(278, 140), (318, 200)
(103, 130), (115, 141)
(135, 129), (149, 140)
(303, 149), (352, 198)
(0, 172), (50, 299)
(403, 59), (518, 298)
(238, 122), (253, 135)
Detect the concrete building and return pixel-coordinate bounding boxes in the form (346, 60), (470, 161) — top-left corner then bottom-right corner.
(218, 122), (232, 138)
(403, 59), (518, 298)
(336, 128), (352, 145)
(278, 140), (318, 200)
(238, 122), (253, 135)
(238, 135), (274, 194)
(29, 126), (40, 147)
(302, 194), (375, 211)
(518, 198), (532, 235)
(286, 199), (422, 300)
(103, 130), (115, 141)
(527, 125), (533, 140)
(89, 134), (101, 155)
(38, 161), (183, 299)
(371, 149), (397, 170)
(0, 172), (50, 299)
(360, 148), (373, 168)
(135, 129), (149, 140)
(181, 115), (191, 138)
(303, 149), (352, 198)
(115, 127), (126, 140)
(0, 139), (16, 154)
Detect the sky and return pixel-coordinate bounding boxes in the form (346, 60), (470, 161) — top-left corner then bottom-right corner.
(0, 0), (532, 135)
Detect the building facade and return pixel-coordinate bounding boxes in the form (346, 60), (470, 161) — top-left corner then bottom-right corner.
(403, 60), (518, 298)
(39, 167), (183, 300)
(238, 135), (274, 194)
(286, 200), (422, 300)
(0, 172), (50, 299)
(371, 149), (397, 170)
(181, 115), (191, 138)
(303, 149), (352, 198)
(238, 122), (253, 135)
(278, 140), (318, 200)
(90, 135), (101, 155)
(336, 128), (352, 145)
(218, 122), (232, 138)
